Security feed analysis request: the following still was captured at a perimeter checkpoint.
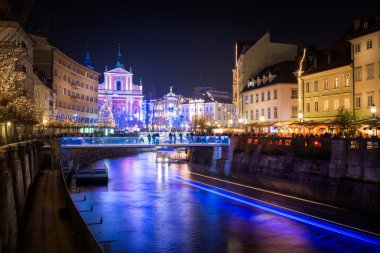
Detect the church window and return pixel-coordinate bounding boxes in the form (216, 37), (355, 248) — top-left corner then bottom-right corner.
(117, 81), (121, 91)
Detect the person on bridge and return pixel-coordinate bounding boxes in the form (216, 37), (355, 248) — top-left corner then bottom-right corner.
(173, 133), (177, 144)
(179, 132), (183, 143)
(148, 134), (152, 144)
(169, 133), (173, 143)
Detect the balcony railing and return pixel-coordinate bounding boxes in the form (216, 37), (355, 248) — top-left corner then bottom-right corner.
(98, 89), (142, 96)
(60, 136), (230, 146)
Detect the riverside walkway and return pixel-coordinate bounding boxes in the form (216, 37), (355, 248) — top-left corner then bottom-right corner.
(17, 169), (81, 253)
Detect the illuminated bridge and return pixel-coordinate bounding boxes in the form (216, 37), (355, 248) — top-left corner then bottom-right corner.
(60, 136), (230, 149)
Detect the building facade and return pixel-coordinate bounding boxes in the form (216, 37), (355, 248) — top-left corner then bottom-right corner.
(33, 73), (56, 124)
(348, 13), (380, 119)
(233, 32), (298, 121)
(97, 47), (143, 129)
(241, 60), (299, 132)
(180, 97), (236, 130)
(32, 35), (100, 125)
(298, 47), (353, 121)
(150, 87), (183, 131)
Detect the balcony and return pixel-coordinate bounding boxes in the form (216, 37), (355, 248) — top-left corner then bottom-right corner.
(71, 95), (80, 101)
(71, 81), (80, 89)
(98, 89), (142, 96)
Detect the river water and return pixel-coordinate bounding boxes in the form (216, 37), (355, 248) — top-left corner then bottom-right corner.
(72, 152), (379, 253)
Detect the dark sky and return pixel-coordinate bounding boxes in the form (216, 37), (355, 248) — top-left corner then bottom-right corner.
(21, 0), (378, 97)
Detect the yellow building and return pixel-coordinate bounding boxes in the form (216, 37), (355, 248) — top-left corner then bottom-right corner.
(31, 35), (100, 124)
(241, 60), (299, 133)
(348, 13), (380, 119)
(299, 48), (353, 122)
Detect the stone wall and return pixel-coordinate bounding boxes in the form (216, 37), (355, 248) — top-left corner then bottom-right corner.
(220, 136), (380, 213)
(0, 140), (42, 253)
(61, 146), (152, 169)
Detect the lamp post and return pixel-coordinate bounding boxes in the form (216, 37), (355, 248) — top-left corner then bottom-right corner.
(259, 115), (265, 133)
(371, 106), (377, 136)
(298, 112), (303, 122)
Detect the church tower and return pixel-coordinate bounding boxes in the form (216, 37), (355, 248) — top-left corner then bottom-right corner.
(114, 43), (124, 69)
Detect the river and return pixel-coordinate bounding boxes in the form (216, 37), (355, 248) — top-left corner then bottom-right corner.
(72, 152), (380, 253)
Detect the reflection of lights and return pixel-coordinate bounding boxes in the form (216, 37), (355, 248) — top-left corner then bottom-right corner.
(157, 157), (162, 162)
(173, 177), (380, 246)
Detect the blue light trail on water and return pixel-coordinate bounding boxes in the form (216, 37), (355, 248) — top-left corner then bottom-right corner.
(173, 176), (380, 247)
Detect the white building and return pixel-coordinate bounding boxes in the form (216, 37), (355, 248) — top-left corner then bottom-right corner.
(233, 32), (298, 122)
(150, 87), (183, 131)
(241, 60), (299, 133)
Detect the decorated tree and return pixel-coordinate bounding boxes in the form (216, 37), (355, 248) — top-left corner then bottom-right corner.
(98, 102), (115, 128)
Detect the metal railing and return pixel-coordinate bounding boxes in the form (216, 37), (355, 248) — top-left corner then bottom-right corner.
(60, 136), (230, 146)
(58, 155), (105, 253)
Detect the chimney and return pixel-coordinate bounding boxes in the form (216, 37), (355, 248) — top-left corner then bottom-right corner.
(313, 58), (317, 68)
(353, 16), (361, 31)
(327, 53), (331, 65)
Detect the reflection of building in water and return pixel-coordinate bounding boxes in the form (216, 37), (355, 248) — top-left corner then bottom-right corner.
(97, 45), (143, 129)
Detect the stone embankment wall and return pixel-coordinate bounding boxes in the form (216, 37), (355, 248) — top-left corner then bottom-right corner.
(0, 140), (42, 253)
(206, 136), (380, 213)
(61, 147), (152, 169)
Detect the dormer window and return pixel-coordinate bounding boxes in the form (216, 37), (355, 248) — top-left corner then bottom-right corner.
(257, 77), (261, 86)
(248, 79), (253, 88)
(263, 74), (268, 84)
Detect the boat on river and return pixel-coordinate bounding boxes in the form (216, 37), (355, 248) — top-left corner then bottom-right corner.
(156, 150), (188, 163)
(76, 164), (109, 184)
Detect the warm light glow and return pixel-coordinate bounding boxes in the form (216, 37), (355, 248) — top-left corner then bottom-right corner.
(371, 106), (377, 114)
(259, 116), (265, 122)
(298, 112), (303, 119)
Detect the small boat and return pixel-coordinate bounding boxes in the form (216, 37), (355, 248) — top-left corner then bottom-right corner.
(156, 151), (187, 163)
(156, 152), (170, 163)
(76, 164), (109, 184)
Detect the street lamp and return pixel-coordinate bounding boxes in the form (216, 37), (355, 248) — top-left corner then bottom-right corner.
(259, 116), (265, 133)
(371, 106), (377, 136)
(298, 112), (303, 122)
(371, 106), (377, 118)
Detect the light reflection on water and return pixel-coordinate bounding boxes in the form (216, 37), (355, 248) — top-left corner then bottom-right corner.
(73, 152), (379, 253)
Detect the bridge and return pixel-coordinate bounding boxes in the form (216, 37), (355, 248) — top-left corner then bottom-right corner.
(60, 136), (230, 149)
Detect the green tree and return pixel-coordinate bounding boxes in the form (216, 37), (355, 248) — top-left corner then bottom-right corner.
(191, 115), (213, 134)
(333, 107), (358, 136)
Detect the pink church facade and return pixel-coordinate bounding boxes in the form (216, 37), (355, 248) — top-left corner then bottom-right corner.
(98, 67), (143, 129)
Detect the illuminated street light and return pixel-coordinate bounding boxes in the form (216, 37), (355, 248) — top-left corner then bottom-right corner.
(259, 116), (265, 122)
(371, 106), (377, 118)
(298, 112), (303, 122)
(370, 106), (377, 136)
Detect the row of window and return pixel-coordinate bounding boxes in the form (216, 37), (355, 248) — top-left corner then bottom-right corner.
(57, 58), (98, 81)
(305, 74), (350, 93)
(245, 107), (279, 120)
(354, 63), (378, 81)
(244, 89), (298, 104)
(57, 101), (98, 114)
(353, 39), (373, 53)
(305, 99), (350, 113)
(355, 93), (376, 108)
(61, 87), (98, 103)
(54, 69), (98, 91)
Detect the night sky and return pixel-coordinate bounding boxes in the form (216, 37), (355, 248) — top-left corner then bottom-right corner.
(21, 0), (378, 97)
